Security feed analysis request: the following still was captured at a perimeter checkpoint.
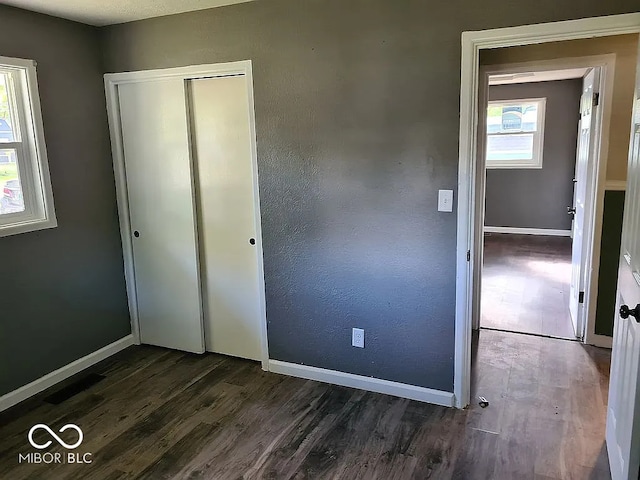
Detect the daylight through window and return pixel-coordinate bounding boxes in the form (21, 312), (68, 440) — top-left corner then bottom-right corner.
(486, 98), (546, 169)
(0, 56), (56, 236)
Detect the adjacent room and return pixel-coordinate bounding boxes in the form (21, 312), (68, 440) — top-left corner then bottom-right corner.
(477, 35), (637, 347)
(481, 72), (583, 340)
(0, 1), (639, 479)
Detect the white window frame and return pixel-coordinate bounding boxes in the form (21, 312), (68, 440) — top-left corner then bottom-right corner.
(485, 97), (547, 169)
(0, 55), (56, 237)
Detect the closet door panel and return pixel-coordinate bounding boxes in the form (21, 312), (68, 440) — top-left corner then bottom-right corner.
(189, 76), (262, 361)
(119, 79), (204, 353)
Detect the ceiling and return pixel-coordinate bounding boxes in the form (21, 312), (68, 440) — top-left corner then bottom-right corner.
(0, 0), (255, 26)
(489, 68), (589, 86)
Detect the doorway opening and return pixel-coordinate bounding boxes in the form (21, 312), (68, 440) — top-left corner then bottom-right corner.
(454, 14), (640, 410)
(456, 15), (640, 477)
(478, 64), (603, 342)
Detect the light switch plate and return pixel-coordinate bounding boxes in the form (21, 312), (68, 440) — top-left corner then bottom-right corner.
(438, 190), (454, 212)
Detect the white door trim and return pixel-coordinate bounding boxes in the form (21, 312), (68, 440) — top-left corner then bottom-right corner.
(104, 60), (270, 370)
(456, 13), (640, 408)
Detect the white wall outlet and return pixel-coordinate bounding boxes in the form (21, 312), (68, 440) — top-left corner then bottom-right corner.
(438, 189), (454, 212)
(352, 328), (365, 348)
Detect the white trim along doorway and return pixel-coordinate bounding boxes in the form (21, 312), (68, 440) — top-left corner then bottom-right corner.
(455, 13), (640, 409)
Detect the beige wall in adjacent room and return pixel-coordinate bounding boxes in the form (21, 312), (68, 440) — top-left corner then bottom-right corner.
(481, 34), (639, 182)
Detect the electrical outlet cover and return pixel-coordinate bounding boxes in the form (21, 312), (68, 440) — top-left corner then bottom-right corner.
(352, 328), (365, 348)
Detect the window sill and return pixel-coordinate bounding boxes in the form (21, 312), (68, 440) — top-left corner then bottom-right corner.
(0, 217), (57, 238)
(486, 163), (543, 169)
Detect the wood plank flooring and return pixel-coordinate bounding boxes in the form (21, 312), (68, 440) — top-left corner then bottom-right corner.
(0, 330), (611, 479)
(481, 233), (576, 340)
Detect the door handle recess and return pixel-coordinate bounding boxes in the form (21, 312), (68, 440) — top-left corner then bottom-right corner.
(620, 304), (640, 321)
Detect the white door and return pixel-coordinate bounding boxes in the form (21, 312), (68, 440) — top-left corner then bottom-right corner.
(569, 69), (600, 338)
(188, 75), (264, 361)
(118, 79), (205, 353)
(606, 44), (640, 480)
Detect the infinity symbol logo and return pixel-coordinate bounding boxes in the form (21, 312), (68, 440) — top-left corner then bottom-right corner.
(28, 424), (83, 450)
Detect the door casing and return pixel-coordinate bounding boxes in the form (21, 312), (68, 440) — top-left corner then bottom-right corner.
(456, 13), (640, 409)
(104, 60), (270, 370)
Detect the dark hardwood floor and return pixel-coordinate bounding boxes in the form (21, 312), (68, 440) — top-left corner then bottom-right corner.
(481, 233), (576, 340)
(0, 330), (610, 479)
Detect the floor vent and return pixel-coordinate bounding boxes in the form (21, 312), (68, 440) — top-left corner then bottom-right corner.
(43, 373), (106, 405)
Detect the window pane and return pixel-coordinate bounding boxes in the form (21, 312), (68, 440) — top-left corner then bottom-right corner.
(0, 149), (24, 214)
(0, 73), (16, 143)
(487, 133), (534, 161)
(487, 102), (539, 134)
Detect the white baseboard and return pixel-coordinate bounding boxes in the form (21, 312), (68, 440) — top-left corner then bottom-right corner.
(484, 226), (571, 237)
(585, 333), (612, 349)
(0, 335), (134, 412)
(268, 360), (455, 408)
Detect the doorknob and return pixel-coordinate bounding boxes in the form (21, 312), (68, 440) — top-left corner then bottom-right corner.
(133, 231), (140, 238)
(249, 238), (256, 245)
(620, 304), (640, 321)
(567, 206), (576, 216)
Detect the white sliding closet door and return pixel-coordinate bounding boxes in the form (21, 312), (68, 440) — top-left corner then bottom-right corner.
(118, 79), (204, 353)
(189, 75), (263, 361)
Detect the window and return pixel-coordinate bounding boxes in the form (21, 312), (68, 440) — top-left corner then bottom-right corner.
(0, 56), (56, 236)
(486, 98), (546, 169)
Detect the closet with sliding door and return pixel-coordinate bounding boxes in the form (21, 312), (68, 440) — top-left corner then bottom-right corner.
(105, 62), (267, 365)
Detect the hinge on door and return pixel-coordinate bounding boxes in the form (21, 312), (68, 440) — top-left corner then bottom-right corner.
(579, 291), (585, 304)
(467, 250), (471, 262)
(592, 92), (600, 107)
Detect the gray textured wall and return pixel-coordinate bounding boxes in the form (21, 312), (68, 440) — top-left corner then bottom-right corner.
(485, 80), (582, 231)
(101, 0), (639, 393)
(0, 6), (130, 396)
